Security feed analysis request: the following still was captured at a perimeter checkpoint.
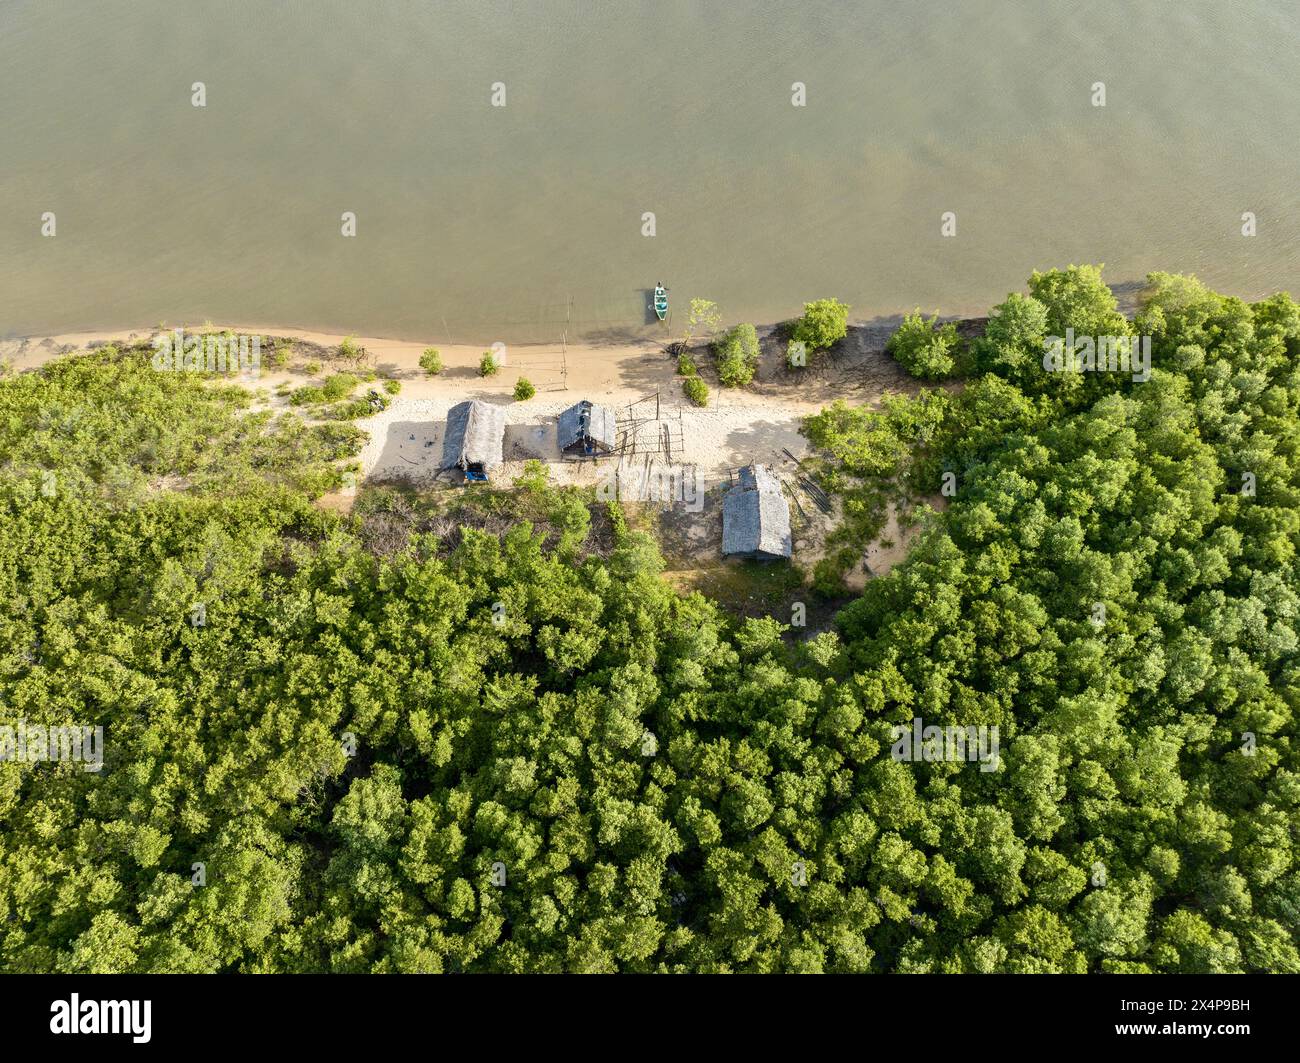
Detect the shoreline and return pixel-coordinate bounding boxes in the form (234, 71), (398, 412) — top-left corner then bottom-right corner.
(0, 272), (1185, 359)
(0, 310), (989, 366)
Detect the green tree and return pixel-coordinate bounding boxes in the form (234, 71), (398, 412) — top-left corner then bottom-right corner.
(887, 310), (959, 379)
(712, 323), (760, 387)
(683, 298), (722, 349)
(792, 298), (850, 351)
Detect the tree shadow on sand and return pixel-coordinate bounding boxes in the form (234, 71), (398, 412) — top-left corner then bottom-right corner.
(504, 421), (557, 463)
(717, 416), (810, 477)
(368, 420), (444, 485)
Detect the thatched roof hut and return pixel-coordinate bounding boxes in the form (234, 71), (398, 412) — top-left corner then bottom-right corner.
(736, 463), (782, 495)
(442, 400), (505, 480)
(558, 400), (617, 458)
(722, 463), (792, 560)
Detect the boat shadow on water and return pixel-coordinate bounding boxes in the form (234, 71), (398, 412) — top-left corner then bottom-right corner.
(638, 288), (662, 327)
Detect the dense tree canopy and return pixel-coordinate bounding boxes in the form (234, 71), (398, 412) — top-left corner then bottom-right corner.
(1, 272), (1297, 973)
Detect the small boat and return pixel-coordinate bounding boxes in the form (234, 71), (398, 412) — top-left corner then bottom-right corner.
(653, 283), (668, 321)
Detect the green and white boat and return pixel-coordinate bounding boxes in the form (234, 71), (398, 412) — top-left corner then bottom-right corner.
(653, 283), (668, 321)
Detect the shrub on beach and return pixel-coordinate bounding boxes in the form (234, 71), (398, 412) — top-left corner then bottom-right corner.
(514, 377), (536, 401)
(712, 322), (760, 387)
(887, 309), (959, 379)
(792, 298), (850, 352)
(383, 379), (401, 395)
(320, 398), (377, 420)
(683, 376), (709, 406)
(479, 351), (499, 377)
(321, 373), (359, 401)
(290, 372), (359, 406)
(339, 336), (365, 366)
(419, 348), (442, 375)
(676, 351), (697, 376)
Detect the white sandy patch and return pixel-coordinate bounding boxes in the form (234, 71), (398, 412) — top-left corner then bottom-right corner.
(356, 393), (818, 490)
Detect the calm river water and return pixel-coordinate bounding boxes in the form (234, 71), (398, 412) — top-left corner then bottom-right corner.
(1, 0), (1297, 341)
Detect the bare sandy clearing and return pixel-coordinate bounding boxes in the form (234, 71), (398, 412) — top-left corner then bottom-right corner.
(355, 393), (817, 487)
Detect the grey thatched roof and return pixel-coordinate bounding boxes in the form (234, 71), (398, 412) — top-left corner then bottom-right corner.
(558, 400), (616, 450)
(442, 400), (505, 471)
(722, 464), (792, 558)
(737, 464), (781, 494)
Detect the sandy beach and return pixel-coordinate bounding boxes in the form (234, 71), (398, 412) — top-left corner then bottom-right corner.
(1, 320), (924, 488)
